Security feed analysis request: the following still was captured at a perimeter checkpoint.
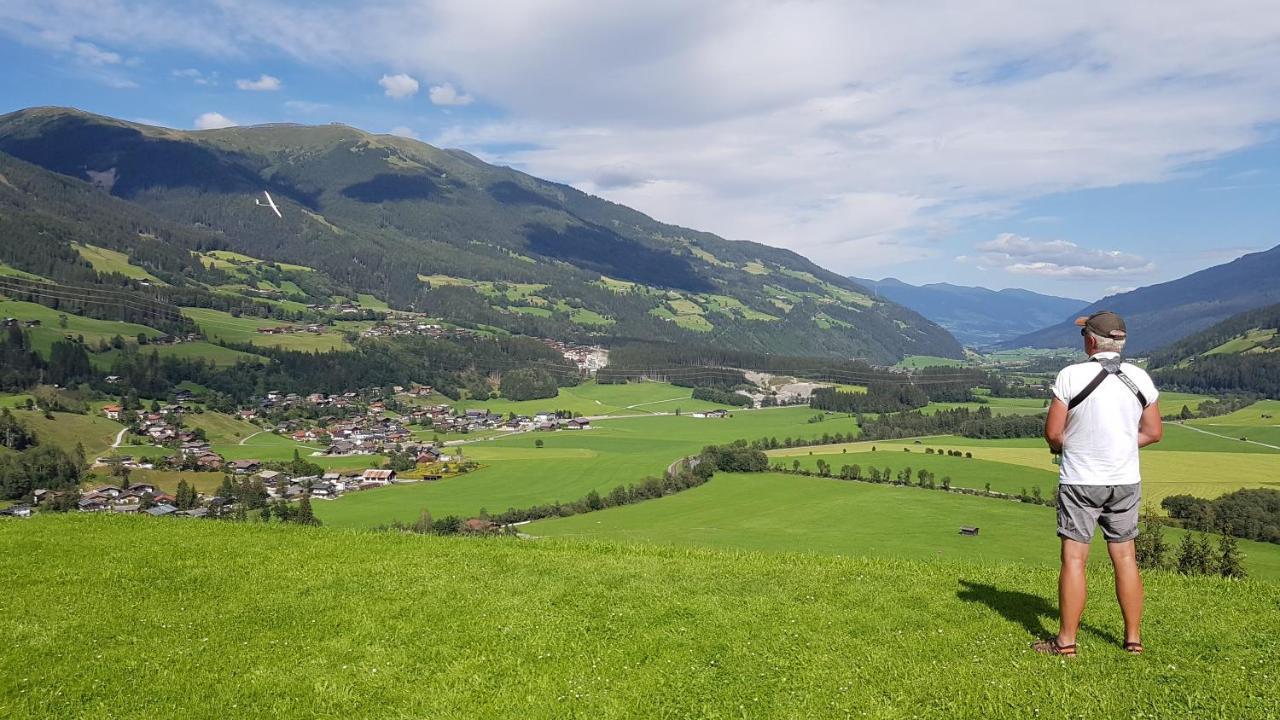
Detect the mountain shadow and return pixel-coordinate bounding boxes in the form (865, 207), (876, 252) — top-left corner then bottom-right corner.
(524, 222), (714, 293)
(341, 173), (443, 202)
(0, 115), (264, 198)
(487, 181), (560, 209)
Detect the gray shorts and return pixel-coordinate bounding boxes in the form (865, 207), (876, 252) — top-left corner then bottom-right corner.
(1056, 484), (1140, 543)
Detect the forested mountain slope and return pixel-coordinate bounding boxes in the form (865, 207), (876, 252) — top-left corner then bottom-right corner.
(0, 106), (960, 362)
(1148, 302), (1280, 397)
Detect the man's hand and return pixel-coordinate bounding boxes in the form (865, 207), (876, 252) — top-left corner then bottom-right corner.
(1138, 401), (1163, 448)
(1044, 397), (1067, 454)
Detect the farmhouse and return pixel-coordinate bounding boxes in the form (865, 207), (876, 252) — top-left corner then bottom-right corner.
(361, 468), (396, 484)
(229, 459), (262, 474)
(101, 404), (123, 420)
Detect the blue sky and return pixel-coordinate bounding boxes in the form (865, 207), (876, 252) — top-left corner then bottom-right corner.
(2, 0), (1279, 302)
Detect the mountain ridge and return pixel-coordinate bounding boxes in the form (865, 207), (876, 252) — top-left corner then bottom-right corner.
(0, 106), (962, 362)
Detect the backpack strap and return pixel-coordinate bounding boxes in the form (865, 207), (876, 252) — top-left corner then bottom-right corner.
(1066, 358), (1148, 411)
(1067, 367), (1110, 411)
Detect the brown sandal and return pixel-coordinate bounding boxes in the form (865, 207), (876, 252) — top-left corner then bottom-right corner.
(1123, 641), (1144, 655)
(1031, 638), (1077, 657)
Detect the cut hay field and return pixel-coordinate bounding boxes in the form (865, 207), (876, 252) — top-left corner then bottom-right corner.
(529, 472), (1280, 580)
(315, 406), (854, 528)
(3, 515), (1276, 719)
(773, 430), (1280, 507)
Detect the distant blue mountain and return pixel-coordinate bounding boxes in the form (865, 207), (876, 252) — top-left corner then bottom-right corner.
(850, 277), (1088, 347)
(1001, 243), (1280, 353)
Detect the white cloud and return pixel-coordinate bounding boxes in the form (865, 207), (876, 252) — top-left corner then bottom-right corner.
(7, 1), (1280, 275)
(974, 233), (1154, 278)
(379, 73), (419, 98)
(428, 82), (473, 106)
(194, 112), (237, 130)
(72, 40), (121, 65)
(173, 67), (216, 85)
(236, 73), (281, 91)
(388, 125), (419, 139)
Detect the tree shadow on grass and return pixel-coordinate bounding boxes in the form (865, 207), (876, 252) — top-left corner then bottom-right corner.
(957, 580), (1123, 646)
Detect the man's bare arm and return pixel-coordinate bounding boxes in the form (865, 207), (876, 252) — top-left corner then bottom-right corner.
(1044, 397), (1067, 454)
(1138, 401), (1163, 448)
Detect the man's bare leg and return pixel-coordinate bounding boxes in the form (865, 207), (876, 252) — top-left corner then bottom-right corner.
(1057, 538), (1091, 645)
(1107, 539), (1143, 645)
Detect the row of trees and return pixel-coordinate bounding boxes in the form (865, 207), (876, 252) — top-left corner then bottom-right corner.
(772, 459), (1052, 506)
(1135, 516), (1246, 578)
(0, 326), (97, 392)
(857, 406), (1045, 441)
(0, 444), (84, 500)
(393, 441), (768, 533)
(1161, 489), (1280, 544)
(691, 386), (752, 407)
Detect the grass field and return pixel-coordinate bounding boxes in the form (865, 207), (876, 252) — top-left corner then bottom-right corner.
(2, 515), (1276, 719)
(73, 244), (164, 283)
(181, 412), (262, 445)
(1186, 400), (1280, 447)
(117, 468), (227, 494)
(781, 450), (1060, 497)
(92, 340), (264, 368)
(530, 472), (1280, 579)
(182, 308), (354, 352)
(452, 379), (737, 418)
(773, 431), (1280, 507)
(315, 407), (857, 528)
(0, 299), (160, 356)
(0, 262), (46, 280)
(8, 407), (123, 457)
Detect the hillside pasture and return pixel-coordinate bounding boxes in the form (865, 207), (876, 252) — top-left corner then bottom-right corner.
(8, 407), (123, 458)
(0, 299), (160, 356)
(182, 308), (354, 352)
(92, 341), (264, 368)
(73, 243), (164, 283)
(3, 516), (1278, 718)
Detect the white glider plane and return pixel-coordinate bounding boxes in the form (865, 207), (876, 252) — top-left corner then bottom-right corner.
(254, 191), (283, 218)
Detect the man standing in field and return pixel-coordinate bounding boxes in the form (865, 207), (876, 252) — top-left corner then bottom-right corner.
(1035, 311), (1162, 657)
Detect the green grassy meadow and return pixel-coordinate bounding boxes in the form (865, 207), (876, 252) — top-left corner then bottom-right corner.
(182, 308), (354, 352)
(2, 515), (1277, 719)
(0, 299), (160, 356)
(73, 244), (164, 283)
(8, 407), (123, 457)
(451, 379), (737, 417)
(529, 472), (1280, 579)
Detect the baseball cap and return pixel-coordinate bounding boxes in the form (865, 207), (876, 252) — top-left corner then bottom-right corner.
(1074, 310), (1127, 339)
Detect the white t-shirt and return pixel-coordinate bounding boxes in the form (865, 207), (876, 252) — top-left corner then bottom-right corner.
(1051, 352), (1159, 486)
